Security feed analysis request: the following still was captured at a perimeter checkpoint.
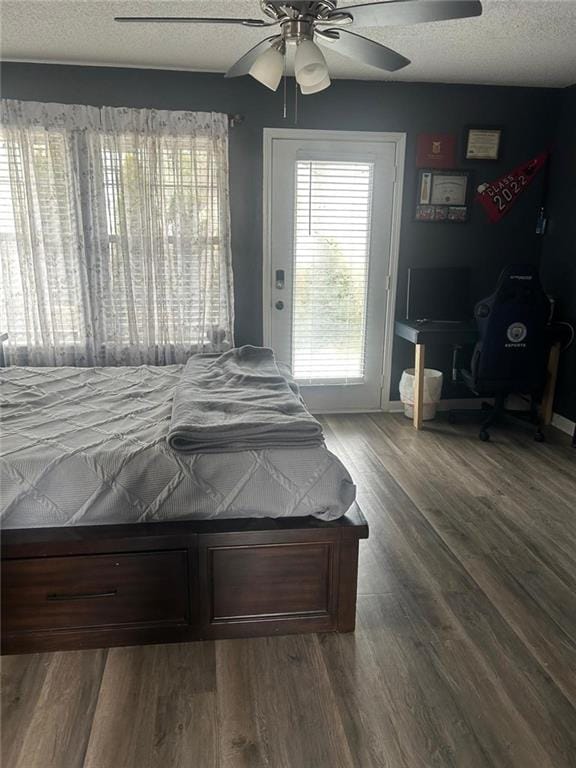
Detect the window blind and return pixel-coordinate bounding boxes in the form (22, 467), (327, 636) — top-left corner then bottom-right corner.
(292, 159), (374, 384)
(100, 135), (225, 348)
(0, 140), (19, 339)
(0, 133), (86, 347)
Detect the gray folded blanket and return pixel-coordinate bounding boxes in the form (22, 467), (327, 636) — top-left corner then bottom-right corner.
(168, 346), (324, 453)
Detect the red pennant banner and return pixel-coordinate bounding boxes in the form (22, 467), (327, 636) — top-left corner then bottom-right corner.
(476, 152), (549, 222)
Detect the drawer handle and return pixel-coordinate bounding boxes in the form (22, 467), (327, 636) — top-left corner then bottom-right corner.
(47, 589), (118, 602)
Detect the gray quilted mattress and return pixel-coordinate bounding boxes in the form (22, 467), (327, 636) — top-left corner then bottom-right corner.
(0, 365), (356, 529)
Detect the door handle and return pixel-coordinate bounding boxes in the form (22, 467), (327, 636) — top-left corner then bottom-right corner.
(275, 300), (285, 311)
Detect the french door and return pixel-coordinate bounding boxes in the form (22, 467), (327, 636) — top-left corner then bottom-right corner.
(264, 129), (403, 412)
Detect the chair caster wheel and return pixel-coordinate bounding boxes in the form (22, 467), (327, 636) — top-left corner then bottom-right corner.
(448, 412), (457, 424)
(534, 431), (545, 443)
(479, 430), (490, 442)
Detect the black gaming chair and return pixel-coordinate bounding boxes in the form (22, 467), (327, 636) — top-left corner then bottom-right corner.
(451, 264), (552, 442)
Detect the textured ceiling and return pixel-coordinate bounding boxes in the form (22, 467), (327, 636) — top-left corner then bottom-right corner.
(1, 1), (576, 88)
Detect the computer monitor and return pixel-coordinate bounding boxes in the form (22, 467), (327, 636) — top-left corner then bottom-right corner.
(406, 267), (472, 322)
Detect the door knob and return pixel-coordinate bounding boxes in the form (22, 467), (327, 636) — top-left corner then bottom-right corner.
(275, 300), (284, 311)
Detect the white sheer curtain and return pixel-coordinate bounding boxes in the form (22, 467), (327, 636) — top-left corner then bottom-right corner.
(0, 99), (234, 366)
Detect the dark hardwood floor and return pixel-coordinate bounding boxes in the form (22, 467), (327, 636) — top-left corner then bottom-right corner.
(2, 414), (575, 767)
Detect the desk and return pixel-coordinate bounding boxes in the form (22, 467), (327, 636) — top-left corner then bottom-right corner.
(395, 320), (478, 430)
(395, 319), (562, 432)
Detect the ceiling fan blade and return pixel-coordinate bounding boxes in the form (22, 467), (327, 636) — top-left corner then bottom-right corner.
(114, 16), (275, 28)
(225, 37), (281, 78)
(318, 29), (410, 72)
(324, 1), (482, 27)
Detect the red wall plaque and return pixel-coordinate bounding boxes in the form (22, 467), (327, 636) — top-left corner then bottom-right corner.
(416, 134), (456, 168)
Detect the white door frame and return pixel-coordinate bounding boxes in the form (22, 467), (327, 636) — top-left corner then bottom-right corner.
(262, 128), (406, 413)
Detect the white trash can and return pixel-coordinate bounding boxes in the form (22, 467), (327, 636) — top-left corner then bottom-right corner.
(399, 368), (443, 421)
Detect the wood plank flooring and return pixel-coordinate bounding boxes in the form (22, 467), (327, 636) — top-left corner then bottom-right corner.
(2, 414), (576, 768)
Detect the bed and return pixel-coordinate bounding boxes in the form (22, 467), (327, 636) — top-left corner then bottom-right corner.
(1, 360), (368, 654)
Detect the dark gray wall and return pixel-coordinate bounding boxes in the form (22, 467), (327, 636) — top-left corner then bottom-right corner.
(0, 63), (561, 398)
(541, 86), (576, 423)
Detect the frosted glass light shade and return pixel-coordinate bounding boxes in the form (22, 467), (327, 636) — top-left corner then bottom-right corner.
(249, 46), (284, 91)
(295, 40), (328, 87)
(300, 73), (331, 94)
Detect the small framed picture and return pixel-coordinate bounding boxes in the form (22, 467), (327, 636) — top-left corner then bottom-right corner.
(415, 169), (472, 222)
(416, 133), (456, 168)
(464, 127), (503, 161)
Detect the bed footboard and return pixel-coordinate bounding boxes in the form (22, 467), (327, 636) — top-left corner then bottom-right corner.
(1, 505), (368, 654)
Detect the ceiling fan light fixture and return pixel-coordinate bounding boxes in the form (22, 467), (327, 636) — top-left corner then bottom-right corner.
(300, 73), (331, 95)
(294, 39), (329, 87)
(249, 43), (285, 91)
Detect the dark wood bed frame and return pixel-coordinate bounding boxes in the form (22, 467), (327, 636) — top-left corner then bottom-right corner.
(1, 504), (368, 655)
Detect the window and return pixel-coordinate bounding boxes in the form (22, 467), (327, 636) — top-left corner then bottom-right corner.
(0, 133), (86, 348)
(0, 101), (233, 366)
(291, 159), (374, 383)
(0, 140), (22, 340)
(98, 135), (228, 350)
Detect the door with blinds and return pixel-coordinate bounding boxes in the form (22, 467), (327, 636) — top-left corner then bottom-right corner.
(266, 131), (400, 412)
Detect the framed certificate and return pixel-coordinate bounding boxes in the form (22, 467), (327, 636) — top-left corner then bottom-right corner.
(430, 174), (468, 206)
(465, 127), (503, 161)
(415, 169), (472, 223)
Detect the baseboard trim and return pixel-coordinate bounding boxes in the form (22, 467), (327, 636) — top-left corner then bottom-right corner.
(383, 398), (492, 413)
(313, 401), (481, 415)
(551, 412), (576, 437)
(311, 409), (383, 415)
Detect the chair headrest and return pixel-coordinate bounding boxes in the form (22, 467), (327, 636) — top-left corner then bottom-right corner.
(494, 264), (541, 294)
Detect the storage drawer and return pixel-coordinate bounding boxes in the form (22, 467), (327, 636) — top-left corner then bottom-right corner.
(201, 540), (339, 638)
(3, 550), (189, 634)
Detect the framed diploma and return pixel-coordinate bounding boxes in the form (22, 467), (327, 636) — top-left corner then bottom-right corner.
(430, 174), (468, 205)
(465, 127), (503, 161)
(415, 169), (472, 223)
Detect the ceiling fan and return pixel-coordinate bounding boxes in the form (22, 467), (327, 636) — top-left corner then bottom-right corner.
(115, 1), (483, 95)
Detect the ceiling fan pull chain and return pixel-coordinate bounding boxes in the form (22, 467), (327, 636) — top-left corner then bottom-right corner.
(283, 58), (288, 119)
(294, 76), (299, 125)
